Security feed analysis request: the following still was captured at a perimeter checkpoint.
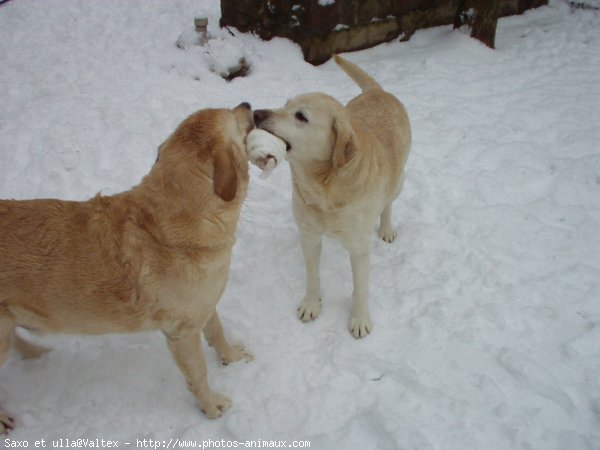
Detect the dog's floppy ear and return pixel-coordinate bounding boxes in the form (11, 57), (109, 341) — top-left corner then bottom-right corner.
(332, 116), (357, 169)
(213, 145), (237, 201)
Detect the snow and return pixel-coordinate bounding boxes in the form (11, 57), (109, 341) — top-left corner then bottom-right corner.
(1, 0), (599, 448)
(333, 24), (350, 31)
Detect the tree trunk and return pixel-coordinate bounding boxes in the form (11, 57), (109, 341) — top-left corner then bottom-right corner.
(454, 0), (499, 49)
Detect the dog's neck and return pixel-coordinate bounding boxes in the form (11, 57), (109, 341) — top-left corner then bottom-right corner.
(289, 150), (368, 212)
(123, 163), (246, 252)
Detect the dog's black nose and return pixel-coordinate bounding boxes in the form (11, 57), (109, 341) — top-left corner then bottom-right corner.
(253, 109), (271, 125)
(236, 102), (251, 110)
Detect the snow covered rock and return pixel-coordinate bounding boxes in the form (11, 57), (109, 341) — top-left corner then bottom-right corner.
(176, 17), (250, 80)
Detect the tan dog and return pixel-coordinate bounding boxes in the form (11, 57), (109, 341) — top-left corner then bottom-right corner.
(0, 103), (255, 433)
(254, 55), (411, 338)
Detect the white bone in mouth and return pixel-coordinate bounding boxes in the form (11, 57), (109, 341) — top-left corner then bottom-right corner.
(246, 128), (287, 178)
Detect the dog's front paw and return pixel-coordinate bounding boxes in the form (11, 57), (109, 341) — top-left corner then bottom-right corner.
(200, 391), (232, 419)
(221, 345), (254, 365)
(378, 225), (397, 243)
(0, 412), (15, 434)
(297, 297), (321, 322)
(349, 313), (372, 339)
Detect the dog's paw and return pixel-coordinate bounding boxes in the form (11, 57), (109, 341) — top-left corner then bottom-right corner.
(297, 298), (321, 322)
(378, 225), (397, 243)
(221, 345), (254, 365)
(0, 412), (15, 434)
(349, 314), (373, 339)
(14, 335), (51, 359)
(200, 391), (232, 419)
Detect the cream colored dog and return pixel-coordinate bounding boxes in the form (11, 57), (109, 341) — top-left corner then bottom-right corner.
(254, 55), (411, 338)
(0, 103), (255, 433)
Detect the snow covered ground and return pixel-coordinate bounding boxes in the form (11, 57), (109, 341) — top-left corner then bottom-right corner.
(1, 0), (599, 448)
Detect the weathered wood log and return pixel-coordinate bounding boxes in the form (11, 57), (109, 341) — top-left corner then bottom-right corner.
(220, 0), (548, 64)
(454, 0), (499, 49)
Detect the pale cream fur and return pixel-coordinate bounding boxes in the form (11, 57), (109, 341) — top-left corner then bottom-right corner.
(0, 104), (255, 433)
(254, 55), (411, 338)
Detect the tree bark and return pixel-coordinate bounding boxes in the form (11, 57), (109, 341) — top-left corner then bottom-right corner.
(454, 0), (499, 49)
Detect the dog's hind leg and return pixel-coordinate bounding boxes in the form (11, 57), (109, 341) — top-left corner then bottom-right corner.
(0, 308), (12, 366)
(378, 173), (404, 243)
(378, 203), (397, 243)
(203, 310), (253, 365)
(348, 242), (373, 339)
(14, 332), (50, 359)
(0, 307), (16, 434)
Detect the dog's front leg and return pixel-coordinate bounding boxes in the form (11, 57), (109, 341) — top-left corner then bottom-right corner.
(0, 310), (15, 434)
(203, 310), (253, 365)
(297, 231), (323, 322)
(348, 244), (372, 338)
(163, 325), (231, 418)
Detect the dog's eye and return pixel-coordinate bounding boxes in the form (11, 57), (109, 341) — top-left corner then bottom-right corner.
(295, 111), (308, 123)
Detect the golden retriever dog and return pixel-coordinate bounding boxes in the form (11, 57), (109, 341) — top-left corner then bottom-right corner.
(0, 103), (254, 433)
(253, 55), (411, 338)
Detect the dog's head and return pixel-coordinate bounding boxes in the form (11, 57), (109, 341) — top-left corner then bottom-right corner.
(253, 93), (356, 169)
(156, 102), (253, 202)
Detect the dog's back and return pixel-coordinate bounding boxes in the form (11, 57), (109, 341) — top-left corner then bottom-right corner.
(334, 55), (412, 190)
(334, 55), (411, 162)
(0, 197), (142, 333)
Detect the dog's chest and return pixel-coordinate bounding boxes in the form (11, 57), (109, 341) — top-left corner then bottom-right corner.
(151, 249), (231, 308)
(296, 197), (375, 240)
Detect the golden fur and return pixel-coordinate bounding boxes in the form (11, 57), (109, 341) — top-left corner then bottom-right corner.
(0, 104), (254, 433)
(254, 55), (411, 338)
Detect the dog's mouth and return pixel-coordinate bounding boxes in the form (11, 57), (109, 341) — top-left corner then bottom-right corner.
(272, 133), (291, 152)
(258, 127), (291, 152)
(283, 139), (291, 152)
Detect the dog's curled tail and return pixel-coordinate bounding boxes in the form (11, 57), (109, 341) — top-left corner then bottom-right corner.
(333, 54), (382, 92)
